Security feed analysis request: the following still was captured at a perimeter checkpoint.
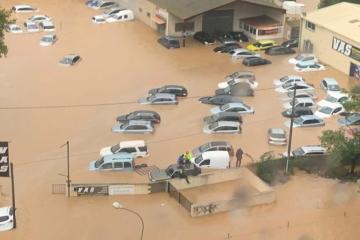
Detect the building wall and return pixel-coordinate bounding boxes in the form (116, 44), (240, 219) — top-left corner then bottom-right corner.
(300, 19), (360, 75)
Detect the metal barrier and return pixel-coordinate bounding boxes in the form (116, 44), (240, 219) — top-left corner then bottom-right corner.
(52, 184), (66, 194)
(168, 183), (192, 212)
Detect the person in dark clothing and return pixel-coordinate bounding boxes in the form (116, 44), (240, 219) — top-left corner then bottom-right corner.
(235, 148), (244, 167)
(177, 154), (185, 166)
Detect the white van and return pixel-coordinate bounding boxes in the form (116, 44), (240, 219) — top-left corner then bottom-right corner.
(99, 140), (148, 158)
(89, 153), (134, 171)
(191, 151), (230, 169)
(106, 10), (134, 23)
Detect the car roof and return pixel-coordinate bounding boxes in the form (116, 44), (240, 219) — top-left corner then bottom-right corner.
(164, 36), (178, 40)
(320, 102), (343, 109)
(162, 85), (185, 89)
(132, 110), (158, 115)
(128, 120), (152, 125)
(297, 53), (315, 58)
(153, 93), (176, 99)
(322, 77), (339, 84)
(300, 145), (326, 152)
(256, 40), (276, 44)
(327, 91), (348, 98)
(0, 206), (11, 216)
(269, 128), (286, 134)
(214, 112), (241, 117)
(14, 4), (33, 8)
(296, 97), (314, 103)
(41, 20), (54, 26)
(208, 141), (231, 147)
(93, 15), (105, 19)
(201, 150), (229, 158)
(225, 102), (247, 107)
(119, 140), (145, 148)
(294, 106), (312, 111)
(299, 115), (320, 120)
(103, 152), (133, 162)
(214, 121), (240, 127)
(42, 34), (55, 38)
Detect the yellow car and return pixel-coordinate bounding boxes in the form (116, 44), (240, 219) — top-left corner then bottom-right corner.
(247, 40), (278, 51)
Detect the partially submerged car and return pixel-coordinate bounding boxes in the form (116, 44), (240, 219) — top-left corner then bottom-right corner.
(0, 206), (14, 232)
(281, 92), (317, 102)
(138, 93), (178, 105)
(213, 43), (240, 53)
(203, 112), (242, 124)
(337, 113), (360, 126)
(281, 39), (298, 48)
(317, 92), (349, 107)
(157, 36), (180, 49)
(281, 106), (313, 118)
(12, 4), (38, 13)
(193, 31), (216, 45)
(39, 20), (55, 31)
(320, 77), (341, 93)
(283, 97), (316, 110)
(88, 0), (119, 9)
(285, 115), (325, 128)
(203, 121), (241, 134)
(27, 14), (51, 23)
(148, 85), (187, 97)
(192, 141), (234, 157)
(275, 82), (314, 94)
(267, 128), (287, 146)
(211, 102), (254, 115)
(89, 153), (134, 171)
(112, 120), (154, 133)
(40, 34), (57, 46)
(5, 24), (23, 33)
(289, 54), (318, 64)
(265, 46), (296, 55)
(24, 21), (39, 32)
(92, 15), (107, 24)
(58, 54), (81, 67)
(199, 95), (243, 105)
(224, 71), (255, 82)
(230, 49), (260, 59)
(242, 57), (271, 66)
(273, 75), (304, 86)
(247, 40), (277, 51)
(294, 62), (325, 72)
(314, 103), (344, 119)
(218, 78), (258, 89)
(283, 145), (327, 157)
(106, 10), (134, 22)
(99, 140), (149, 158)
(149, 163), (201, 182)
(116, 110), (160, 124)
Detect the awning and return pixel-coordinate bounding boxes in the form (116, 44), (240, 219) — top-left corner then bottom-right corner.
(151, 15), (166, 25)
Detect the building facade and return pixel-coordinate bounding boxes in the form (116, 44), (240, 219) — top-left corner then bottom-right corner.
(114, 0), (285, 41)
(300, 2), (360, 79)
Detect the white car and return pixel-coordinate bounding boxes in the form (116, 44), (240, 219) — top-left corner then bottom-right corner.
(203, 121), (241, 134)
(230, 49), (260, 59)
(224, 71), (255, 82)
(273, 75), (304, 86)
(40, 34), (57, 46)
(102, 7), (126, 17)
(284, 115), (325, 128)
(112, 120), (154, 134)
(314, 103), (344, 119)
(0, 206), (14, 232)
(24, 21), (39, 32)
(275, 82), (314, 94)
(217, 78), (258, 89)
(317, 92), (349, 108)
(39, 21), (55, 31)
(92, 15), (107, 24)
(27, 15), (51, 23)
(100, 140), (149, 158)
(282, 145), (326, 157)
(294, 62), (325, 72)
(5, 24), (23, 33)
(283, 97), (316, 110)
(320, 78), (341, 93)
(12, 4), (38, 13)
(106, 10), (134, 22)
(211, 102), (255, 115)
(288, 54), (318, 64)
(281, 92), (317, 102)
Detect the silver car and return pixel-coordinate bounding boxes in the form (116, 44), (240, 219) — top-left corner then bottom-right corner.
(58, 54), (81, 67)
(203, 112), (242, 124)
(211, 102), (254, 115)
(192, 141), (234, 157)
(138, 93), (178, 105)
(267, 128), (287, 146)
(224, 71), (255, 82)
(203, 121), (241, 134)
(112, 120), (154, 133)
(285, 115), (325, 128)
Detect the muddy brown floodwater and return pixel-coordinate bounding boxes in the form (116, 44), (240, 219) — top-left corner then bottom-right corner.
(0, 0), (360, 239)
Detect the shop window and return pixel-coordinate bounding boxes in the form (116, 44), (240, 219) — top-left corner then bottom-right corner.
(258, 28), (279, 35)
(305, 21), (315, 31)
(175, 22), (195, 32)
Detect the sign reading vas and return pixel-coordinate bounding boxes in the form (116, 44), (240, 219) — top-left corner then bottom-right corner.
(332, 37), (360, 61)
(0, 142), (9, 177)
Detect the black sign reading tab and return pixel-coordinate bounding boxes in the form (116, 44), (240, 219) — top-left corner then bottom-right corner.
(0, 142), (9, 177)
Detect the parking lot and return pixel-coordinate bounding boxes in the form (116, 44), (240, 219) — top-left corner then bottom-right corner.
(0, 0), (359, 239)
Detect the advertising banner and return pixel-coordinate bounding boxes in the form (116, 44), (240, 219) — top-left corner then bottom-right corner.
(0, 142), (9, 177)
(350, 62), (360, 81)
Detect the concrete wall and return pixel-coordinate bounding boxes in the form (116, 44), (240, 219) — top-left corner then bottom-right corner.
(300, 18), (360, 75)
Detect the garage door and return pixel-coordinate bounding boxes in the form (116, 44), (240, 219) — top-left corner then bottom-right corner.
(202, 10), (234, 34)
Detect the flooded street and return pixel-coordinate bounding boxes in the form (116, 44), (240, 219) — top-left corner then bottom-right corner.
(0, 0), (359, 239)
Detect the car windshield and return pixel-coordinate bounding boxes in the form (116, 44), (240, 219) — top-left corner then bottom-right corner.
(166, 167), (174, 176)
(319, 106), (333, 114)
(199, 143), (210, 152)
(209, 123), (219, 130)
(228, 79), (237, 85)
(120, 123), (129, 129)
(272, 132), (285, 138)
(328, 84), (340, 91)
(148, 95), (156, 101)
(347, 114), (360, 122)
(110, 144), (121, 153)
(292, 147), (305, 156)
(294, 117), (303, 124)
(290, 99), (300, 106)
(282, 82), (294, 89)
(194, 155), (203, 164)
(242, 104), (250, 109)
(42, 37), (52, 42)
(280, 76), (289, 82)
(295, 55), (305, 60)
(0, 216), (9, 222)
(95, 158), (104, 168)
(220, 104), (230, 111)
(325, 96), (337, 103)
(253, 42), (261, 47)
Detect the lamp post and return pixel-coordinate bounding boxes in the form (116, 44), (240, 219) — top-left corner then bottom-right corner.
(112, 202), (144, 240)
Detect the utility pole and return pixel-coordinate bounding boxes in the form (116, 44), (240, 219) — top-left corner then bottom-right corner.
(66, 141), (70, 197)
(10, 162), (16, 229)
(286, 84), (297, 174)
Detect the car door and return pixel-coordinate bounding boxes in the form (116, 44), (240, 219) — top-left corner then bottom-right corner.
(100, 162), (113, 171)
(114, 162), (123, 170)
(199, 159), (210, 168)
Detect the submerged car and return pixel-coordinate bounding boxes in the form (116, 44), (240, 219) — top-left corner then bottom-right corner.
(203, 121), (241, 134)
(149, 163), (201, 181)
(193, 31), (215, 45)
(89, 153), (133, 171)
(24, 21), (39, 32)
(112, 120), (154, 133)
(281, 39), (298, 48)
(158, 36), (180, 49)
(89, 0), (119, 9)
(27, 14), (51, 23)
(267, 128), (287, 146)
(218, 78), (258, 89)
(283, 97), (316, 110)
(58, 54), (81, 67)
(39, 20), (55, 31)
(275, 82), (314, 94)
(203, 112), (243, 124)
(12, 4), (38, 13)
(210, 102), (254, 115)
(320, 78), (341, 93)
(224, 71), (255, 82)
(138, 93), (178, 105)
(295, 62), (325, 72)
(5, 24), (23, 33)
(283, 145), (327, 157)
(247, 40), (277, 51)
(192, 141), (234, 157)
(317, 92), (349, 107)
(92, 15), (107, 24)
(265, 46), (296, 55)
(116, 110), (160, 124)
(213, 43), (240, 53)
(314, 103), (344, 119)
(0, 206), (14, 232)
(285, 115), (325, 128)
(337, 113), (360, 126)
(289, 54), (318, 64)
(228, 31), (248, 42)
(199, 95), (243, 105)
(148, 85), (187, 97)
(281, 106), (313, 118)
(273, 75), (304, 86)
(230, 49), (260, 59)
(281, 92), (317, 102)
(242, 57), (271, 66)
(40, 34), (57, 46)
(99, 140), (149, 158)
